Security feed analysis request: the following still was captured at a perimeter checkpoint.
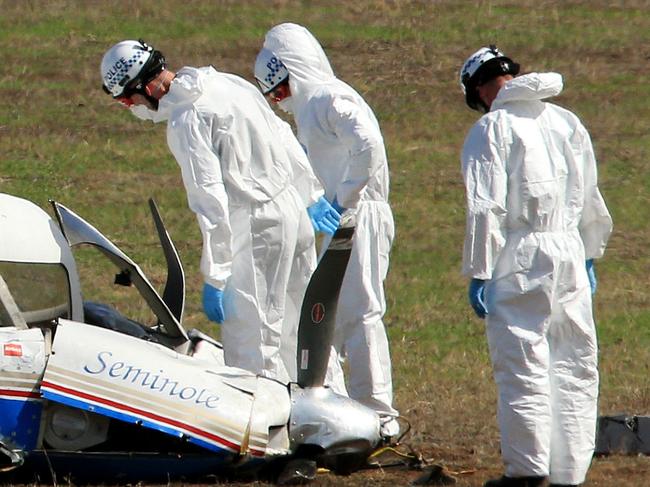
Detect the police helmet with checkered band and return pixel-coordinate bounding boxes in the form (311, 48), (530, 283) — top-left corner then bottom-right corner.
(254, 47), (289, 95)
(101, 40), (166, 98)
(459, 45), (520, 111)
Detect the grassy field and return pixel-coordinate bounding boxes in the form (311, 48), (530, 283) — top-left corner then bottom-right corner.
(3, 0), (650, 485)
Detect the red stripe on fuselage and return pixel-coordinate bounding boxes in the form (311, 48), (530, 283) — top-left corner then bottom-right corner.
(41, 380), (265, 456)
(0, 388), (41, 399)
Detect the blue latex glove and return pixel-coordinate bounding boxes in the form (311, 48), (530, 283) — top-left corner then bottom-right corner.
(468, 278), (488, 319)
(202, 283), (225, 324)
(586, 259), (597, 295)
(307, 196), (341, 235)
(331, 197), (345, 215)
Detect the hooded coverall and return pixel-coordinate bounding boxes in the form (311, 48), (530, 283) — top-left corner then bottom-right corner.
(461, 72), (612, 485)
(153, 66), (324, 382)
(262, 23), (398, 423)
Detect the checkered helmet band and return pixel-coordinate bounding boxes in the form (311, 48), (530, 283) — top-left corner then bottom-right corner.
(254, 47), (289, 94)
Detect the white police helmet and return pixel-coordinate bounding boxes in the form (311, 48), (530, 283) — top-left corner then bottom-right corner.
(459, 45), (519, 111)
(101, 40), (165, 98)
(254, 47), (289, 95)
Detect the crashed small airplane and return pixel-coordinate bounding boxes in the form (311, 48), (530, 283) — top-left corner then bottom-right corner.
(0, 193), (384, 484)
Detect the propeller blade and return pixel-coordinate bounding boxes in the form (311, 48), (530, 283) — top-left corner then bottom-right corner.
(297, 227), (354, 388)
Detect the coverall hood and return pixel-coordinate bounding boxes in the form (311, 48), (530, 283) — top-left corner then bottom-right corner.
(262, 23), (335, 109)
(492, 72), (563, 110)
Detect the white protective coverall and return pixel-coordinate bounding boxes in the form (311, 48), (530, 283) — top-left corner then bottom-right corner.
(262, 23), (397, 422)
(461, 72), (612, 485)
(152, 66), (324, 382)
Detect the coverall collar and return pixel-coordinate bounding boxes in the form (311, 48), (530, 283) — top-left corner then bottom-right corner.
(491, 72), (563, 111)
(263, 23), (336, 114)
(154, 66), (208, 122)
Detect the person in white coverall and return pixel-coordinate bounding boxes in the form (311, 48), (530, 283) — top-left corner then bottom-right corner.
(254, 23), (399, 436)
(459, 46), (613, 487)
(100, 40), (341, 382)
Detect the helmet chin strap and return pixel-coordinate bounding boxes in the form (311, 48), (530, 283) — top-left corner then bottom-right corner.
(145, 94), (159, 110)
(477, 98), (490, 114)
(467, 87), (490, 114)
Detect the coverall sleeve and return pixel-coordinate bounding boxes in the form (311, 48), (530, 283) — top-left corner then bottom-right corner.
(273, 114), (324, 207)
(460, 118), (508, 279)
(167, 111), (233, 290)
(576, 123), (613, 259)
(325, 96), (384, 209)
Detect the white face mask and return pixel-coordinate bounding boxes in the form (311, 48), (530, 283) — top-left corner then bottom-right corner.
(129, 104), (157, 121)
(277, 96), (294, 114)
